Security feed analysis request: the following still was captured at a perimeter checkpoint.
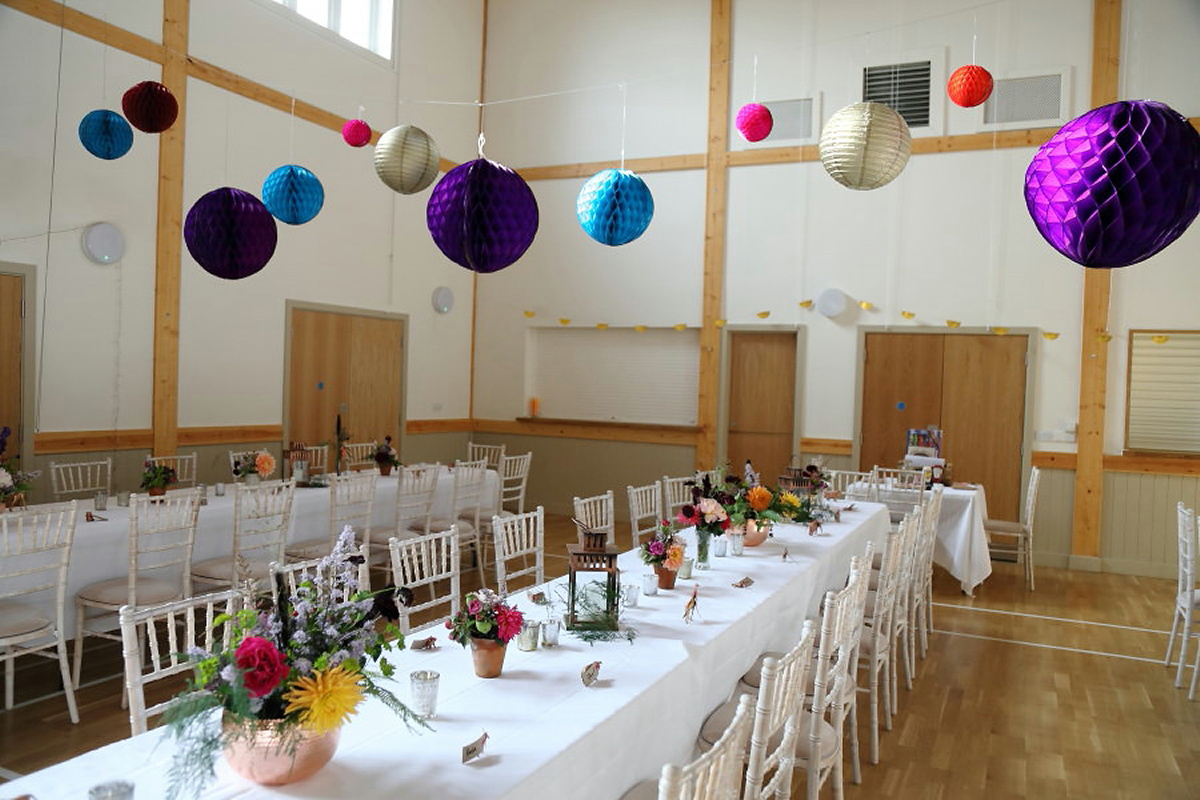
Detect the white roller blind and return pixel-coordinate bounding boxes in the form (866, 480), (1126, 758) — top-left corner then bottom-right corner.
(530, 328), (699, 425)
(1127, 331), (1200, 453)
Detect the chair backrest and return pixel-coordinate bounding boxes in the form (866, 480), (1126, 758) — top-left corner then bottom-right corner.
(870, 466), (929, 522)
(1022, 466), (1042, 528)
(468, 441), (506, 471)
(572, 490), (614, 543)
(659, 694), (755, 800)
(144, 452), (198, 488)
(744, 619), (818, 799)
(388, 527), (461, 634)
(914, 485), (943, 586)
(0, 501), (78, 632)
(499, 452), (533, 515)
(829, 469), (873, 499)
(119, 589), (242, 735)
(695, 468), (722, 488)
(228, 449), (258, 481)
(329, 470), (377, 551)
(49, 458), (112, 499)
(661, 475), (693, 521)
(230, 479), (296, 582)
(396, 463), (440, 535)
(866, 512), (915, 654)
(268, 539), (370, 608)
(301, 444), (329, 475)
(337, 441), (376, 472)
(493, 506), (545, 595)
(1177, 502), (1197, 598)
(627, 482), (663, 551)
(127, 488), (203, 605)
(451, 458), (489, 530)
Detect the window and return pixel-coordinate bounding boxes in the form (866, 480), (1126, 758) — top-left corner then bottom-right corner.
(268, 0), (394, 60)
(862, 60), (932, 128)
(1126, 331), (1200, 454)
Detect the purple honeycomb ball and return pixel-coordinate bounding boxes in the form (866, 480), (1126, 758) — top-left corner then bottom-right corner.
(1024, 100), (1200, 269)
(426, 158), (539, 274)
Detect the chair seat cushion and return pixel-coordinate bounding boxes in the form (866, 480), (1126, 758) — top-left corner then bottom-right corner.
(793, 712), (839, 763)
(699, 696), (767, 753)
(286, 538), (335, 561)
(619, 779), (658, 800)
(76, 576), (180, 607)
(739, 651), (784, 690)
(191, 556), (272, 584)
(984, 519), (1027, 535)
(429, 518), (475, 536)
(0, 600), (52, 638)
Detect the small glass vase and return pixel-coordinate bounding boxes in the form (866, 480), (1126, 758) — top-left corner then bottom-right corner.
(695, 529), (711, 570)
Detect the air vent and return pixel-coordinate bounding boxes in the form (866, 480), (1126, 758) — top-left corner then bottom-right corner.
(862, 61), (931, 127)
(983, 74), (1063, 124)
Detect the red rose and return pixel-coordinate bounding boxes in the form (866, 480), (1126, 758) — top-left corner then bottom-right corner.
(234, 636), (289, 697)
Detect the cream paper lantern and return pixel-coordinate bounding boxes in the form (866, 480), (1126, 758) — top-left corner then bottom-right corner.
(818, 102), (912, 190)
(373, 124), (440, 194)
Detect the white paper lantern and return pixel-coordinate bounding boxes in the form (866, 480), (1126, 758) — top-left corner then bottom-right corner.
(819, 102), (912, 190)
(374, 124), (440, 194)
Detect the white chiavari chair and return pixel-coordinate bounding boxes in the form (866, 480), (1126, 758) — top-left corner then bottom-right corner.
(467, 441), (506, 471)
(388, 527), (461, 635)
(72, 488), (203, 690)
(911, 485), (943, 661)
(1166, 502), (1199, 690)
(190, 479), (296, 589)
(49, 458), (112, 500)
(493, 507), (545, 596)
(497, 452), (532, 516)
(428, 459), (487, 585)
(828, 469), (873, 501)
(300, 444), (329, 476)
(661, 475), (693, 522)
(0, 501), (80, 724)
(870, 466), (929, 528)
(340, 441), (377, 472)
(984, 466), (1042, 591)
(573, 489), (615, 546)
(269, 539), (370, 610)
(119, 589), (242, 735)
(286, 470), (376, 564)
(626, 482), (663, 551)
(143, 452), (198, 488)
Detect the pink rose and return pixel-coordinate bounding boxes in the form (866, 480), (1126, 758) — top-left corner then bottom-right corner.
(468, 598), (483, 616)
(234, 636), (289, 697)
(649, 540), (665, 556)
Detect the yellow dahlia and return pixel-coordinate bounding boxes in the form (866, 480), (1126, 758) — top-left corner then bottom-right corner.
(746, 485), (772, 512)
(283, 665), (364, 733)
(779, 491), (801, 509)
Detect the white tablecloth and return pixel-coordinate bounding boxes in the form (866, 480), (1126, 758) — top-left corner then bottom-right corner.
(3, 504), (890, 799)
(873, 483), (991, 595)
(53, 466), (499, 636)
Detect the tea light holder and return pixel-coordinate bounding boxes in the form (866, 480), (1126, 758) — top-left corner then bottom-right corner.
(214, 482), (225, 497)
(677, 557), (694, 580)
(94, 490), (108, 511)
(729, 532), (745, 556)
(116, 490), (131, 507)
(641, 573), (659, 596)
(623, 583), (639, 608)
(712, 535), (728, 557)
(541, 618), (561, 647)
(516, 619), (541, 651)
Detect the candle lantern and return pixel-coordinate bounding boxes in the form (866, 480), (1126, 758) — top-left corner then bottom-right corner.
(566, 530), (621, 631)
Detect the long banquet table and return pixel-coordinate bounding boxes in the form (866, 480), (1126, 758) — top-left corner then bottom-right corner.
(53, 466), (499, 637)
(3, 502), (888, 799)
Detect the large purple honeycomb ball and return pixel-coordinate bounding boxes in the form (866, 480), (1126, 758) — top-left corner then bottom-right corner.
(426, 158), (539, 273)
(1024, 100), (1200, 268)
(185, 187), (278, 280)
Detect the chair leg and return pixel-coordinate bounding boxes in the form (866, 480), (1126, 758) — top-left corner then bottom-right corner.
(1189, 638), (1199, 701)
(882, 652), (893, 733)
(4, 650), (12, 710)
(1177, 609), (1193, 688)
(72, 599), (86, 689)
(1025, 537), (1035, 591)
(1165, 611), (1181, 666)
(56, 638), (80, 724)
(846, 696), (861, 785)
(868, 665), (880, 765)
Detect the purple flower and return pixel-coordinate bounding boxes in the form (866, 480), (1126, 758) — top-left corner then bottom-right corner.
(649, 540), (665, 556)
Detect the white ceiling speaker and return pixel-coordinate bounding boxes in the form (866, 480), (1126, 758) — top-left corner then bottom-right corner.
(81, 222), (125, 264)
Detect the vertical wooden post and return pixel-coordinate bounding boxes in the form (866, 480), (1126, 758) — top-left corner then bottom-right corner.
(152, 0), (188, 456)
(1070, 0), (1122, 562)
(696, 0), (732, 471)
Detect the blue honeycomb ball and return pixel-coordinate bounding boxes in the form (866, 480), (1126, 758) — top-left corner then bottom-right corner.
(78, 109), (133, 160)
(576, 169), (654, 246)
(261, 165), (324, 225)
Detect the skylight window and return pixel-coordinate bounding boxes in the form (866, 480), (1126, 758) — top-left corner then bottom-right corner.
(268, 0), (394, 60)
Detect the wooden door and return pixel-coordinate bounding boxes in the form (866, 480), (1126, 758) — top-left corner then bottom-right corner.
(859, 333), (944, 472)
(726, 332), (796, 484)
(288, 308), (404, 463)
(941, 335), (1027, 521)
(0, 274), (21, 453)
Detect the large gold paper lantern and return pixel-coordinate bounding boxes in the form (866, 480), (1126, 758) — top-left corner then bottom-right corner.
(373, 124), (440, 194)
(818, 102), (912, 190)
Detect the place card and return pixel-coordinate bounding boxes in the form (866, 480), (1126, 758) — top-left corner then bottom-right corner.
(84, 512), (107, 522)
(529, 591), (548, 605)
(732, 576), (754, 589)
(683, 585), (698, 623)
(807, 520), (823, 536)
(462, 731), (489, 764)
(410, 636), (437, 651)
(581, 661), (601, 687)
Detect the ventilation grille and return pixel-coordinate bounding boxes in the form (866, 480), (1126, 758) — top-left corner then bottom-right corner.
(763, 98), (814, 140)
(983, 74), (1063, 124)
(862, 61), (931, 127)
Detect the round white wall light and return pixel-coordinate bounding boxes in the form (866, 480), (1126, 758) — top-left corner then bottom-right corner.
(431, 286), (454, 314)
(81, 222), (125, 264)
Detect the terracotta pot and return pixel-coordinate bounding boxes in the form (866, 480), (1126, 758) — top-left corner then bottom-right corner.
(222, 718), (340, 786)
(147, 486), (167, 497)
(655, 565), (678, 590)
(378, 462), (393, 477)
(744, 519), (770, 547)
(470, 636), (507, 678)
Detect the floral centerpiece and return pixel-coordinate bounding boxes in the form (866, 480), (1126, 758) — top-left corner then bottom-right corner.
(164, 527), (419, 797)
(793, 462), (831, 496)
(140, 460), (177, 495)
(446, 589), (524, 678)
(373, 436), (400, 475)
(640, 520), (685, 589)
(676, 472), (736, 568)
(233, 450), (276, 483)
(0, 426), (38, 509)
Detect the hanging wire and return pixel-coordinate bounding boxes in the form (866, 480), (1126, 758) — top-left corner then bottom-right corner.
(477, 132), (486, 158)
(751, 55), (759, 102)
(971, 12), (978, 64)
(289, 95), (296, 163)
(619, 82), (628, 170)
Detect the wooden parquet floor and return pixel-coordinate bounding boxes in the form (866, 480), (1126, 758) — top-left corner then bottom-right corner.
(3, 517), (1198, 799)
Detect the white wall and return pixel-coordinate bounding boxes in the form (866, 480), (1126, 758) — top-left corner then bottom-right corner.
(474, 0), (1200, 456)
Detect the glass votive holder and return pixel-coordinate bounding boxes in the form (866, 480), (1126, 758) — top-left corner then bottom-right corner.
(409, 670), (439, 719)
(641, 573), (659, 596)
(541, 618), (561, 647)
(516, 619), (540, 651)
(729, 532), (745, 556)
(677, 557), (694, 580)
(214, 482), (225, 497)
(196, 484), (208, 505)
(116, 490), (131, 507)
(623, 583), (639, 608)
(89, 780), (135, 799)
(94, 490), (108, 511)
(712, 534), (728, 557)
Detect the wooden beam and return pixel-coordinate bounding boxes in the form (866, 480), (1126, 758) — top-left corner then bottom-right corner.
(151, 0), (188, 457)
(1071, 0), (1123, 559)
(696, 0), (732, 471)
(0, 0), (167, 63)
(474, 418), (700, 447)
(405, 418), (473, 435)
(518, 153), (707, 181)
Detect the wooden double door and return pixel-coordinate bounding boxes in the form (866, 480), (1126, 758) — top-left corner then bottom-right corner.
(859, 332), (1028, 521)
(725, 332), (797, 486)
(287, 307), (405, 461)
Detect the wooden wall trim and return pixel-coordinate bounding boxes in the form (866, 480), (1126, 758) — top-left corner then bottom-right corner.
(34, 425), (284, 454)
(1035, 450), (1200, 477)
(405, 418), (473, 434)
(176, 425), (283, 446)
(474, 418), (699, 447)
(519, 154), (707, 181)
(800, 437), (853, 456)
